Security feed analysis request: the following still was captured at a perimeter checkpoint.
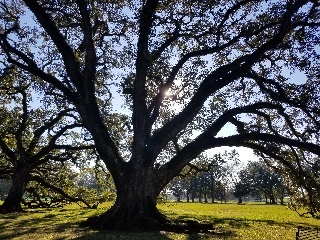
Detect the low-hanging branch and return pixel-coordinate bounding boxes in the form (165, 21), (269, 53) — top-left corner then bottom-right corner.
(29, 174), (93, 209)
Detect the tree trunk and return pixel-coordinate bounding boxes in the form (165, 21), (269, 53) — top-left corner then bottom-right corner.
(280, 187), (285, 205)
(211, 175), (215, 203)
(270, 194), (276, 204)
(191, 189), (195, 202)
(198, 188), (202, 203)
(81, 170), (167, 230)
(0, 169), (28, 213)
(204, 188), (208, 203)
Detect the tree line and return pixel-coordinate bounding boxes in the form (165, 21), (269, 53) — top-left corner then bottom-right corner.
(167, 156), (288, 205)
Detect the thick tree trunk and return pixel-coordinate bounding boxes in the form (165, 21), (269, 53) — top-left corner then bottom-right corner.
(0, 170), (28, 213)
(82, 171), (168, 230)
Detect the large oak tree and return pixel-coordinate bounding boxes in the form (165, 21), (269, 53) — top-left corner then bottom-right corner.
(0, 71), (94, 213)
(0, 0), (319, 230)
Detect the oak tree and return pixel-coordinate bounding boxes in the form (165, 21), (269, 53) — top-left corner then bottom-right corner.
(0, 68), (93, 213)
(0, 0), (319, 230)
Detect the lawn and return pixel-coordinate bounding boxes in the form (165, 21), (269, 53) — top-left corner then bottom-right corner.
(0, 201), (319, 239)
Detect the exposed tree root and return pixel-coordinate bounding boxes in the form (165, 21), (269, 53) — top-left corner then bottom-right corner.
(80, 207), (216, 234)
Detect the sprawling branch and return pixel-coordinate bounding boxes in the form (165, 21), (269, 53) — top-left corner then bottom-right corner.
(28, 109), (76, 153)
(21, 1), (124, 178)
(150, 0), (311, 168)
(23, 0), (83, 86)
(30, 174), (92, 208)
(75, 0), (97, 97)
(31, 123), (82, 162)
(0, 35), (77, 102)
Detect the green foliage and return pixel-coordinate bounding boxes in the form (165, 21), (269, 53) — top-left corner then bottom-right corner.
(168, 150), (241, 203)
(24, 161), (116, 208)
(235, 160), (287, 204)
(76, 164), (116, 204)
(260, 150), (320, 217)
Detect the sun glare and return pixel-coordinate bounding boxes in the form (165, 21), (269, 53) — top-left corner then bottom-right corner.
(165, 90), (172, 96)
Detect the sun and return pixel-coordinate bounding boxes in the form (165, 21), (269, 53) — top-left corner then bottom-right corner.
(164, 90), (172, 96)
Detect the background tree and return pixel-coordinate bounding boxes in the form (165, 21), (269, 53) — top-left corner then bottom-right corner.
(234, 180), (251, 204)
(23, 161), (90, 208)
(77, 163), (116, 206)
(0, 0), (319, 230)
(0, 69), (94, 213)
(236, 160), (288, 204)
(261, 150), (320, 217)
(168, 150), (240, 203)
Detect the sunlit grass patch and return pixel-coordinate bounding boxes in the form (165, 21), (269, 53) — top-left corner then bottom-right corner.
(158, 202), (320, 239)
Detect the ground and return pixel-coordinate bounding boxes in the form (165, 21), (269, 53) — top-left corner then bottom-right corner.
(0, 201), (319, 239)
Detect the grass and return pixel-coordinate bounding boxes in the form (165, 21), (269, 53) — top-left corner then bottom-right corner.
(0, 201), (319, 239)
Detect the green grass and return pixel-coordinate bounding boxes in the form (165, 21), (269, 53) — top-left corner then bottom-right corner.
(0, 201), (319, 239)
(159, 202), (320, 239)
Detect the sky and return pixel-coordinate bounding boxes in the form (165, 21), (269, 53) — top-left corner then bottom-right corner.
(8, 1), (316, 167)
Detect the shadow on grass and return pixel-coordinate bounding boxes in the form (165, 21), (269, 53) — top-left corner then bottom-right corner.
(0, 212), (234, 240)
(165, 210), (320, 230)
(1, 207), (318, 240)
(72, 229), (233, 240)
(73, 231), (172, 240)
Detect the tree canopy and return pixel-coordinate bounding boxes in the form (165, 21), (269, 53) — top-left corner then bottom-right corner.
(235, 160), (287, 204)
(0, 65), (95, 212)
(0, 0), (319, 231)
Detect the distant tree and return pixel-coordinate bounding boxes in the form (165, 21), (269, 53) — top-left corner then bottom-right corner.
(169, 178), (184, 202)
(169, 150), (240, 203)
(262, 150), (320, 217)
(77, 163), (116, 205)
(186, 176), (198, 203)
(237, 160), (287, 204)
(234, 180), (251, 204)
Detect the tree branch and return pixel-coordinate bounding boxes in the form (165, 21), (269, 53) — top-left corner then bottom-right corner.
(30, 174), (92, 208)
(23, 0), (83, 87)
(132, 0), (159, 162)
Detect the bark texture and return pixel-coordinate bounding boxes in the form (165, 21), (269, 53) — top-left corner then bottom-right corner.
(0, 170), (28, 213)
(82, 170), (167, 230)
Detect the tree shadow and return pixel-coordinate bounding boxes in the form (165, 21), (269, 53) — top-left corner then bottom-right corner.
(1, 207), (318, 240)
(72, 231), (172, 240)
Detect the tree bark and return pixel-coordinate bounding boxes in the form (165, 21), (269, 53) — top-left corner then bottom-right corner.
(81, 169), (168, 230)
(0, 169), (28, 213)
